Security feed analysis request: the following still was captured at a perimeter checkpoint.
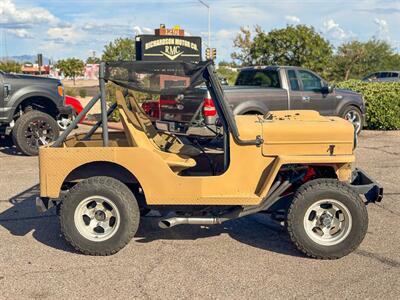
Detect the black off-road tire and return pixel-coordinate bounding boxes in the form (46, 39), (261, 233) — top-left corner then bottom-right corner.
(60, 176), (140, 256)
(12, 110), (59, 156)
(287, 179), (368, 259)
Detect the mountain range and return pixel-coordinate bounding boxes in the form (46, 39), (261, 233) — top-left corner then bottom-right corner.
(0, 55), (51, 65)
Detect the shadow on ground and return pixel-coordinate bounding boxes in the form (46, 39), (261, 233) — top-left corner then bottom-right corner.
(0, 185), (302, 257)
(0, 136), (23, 156)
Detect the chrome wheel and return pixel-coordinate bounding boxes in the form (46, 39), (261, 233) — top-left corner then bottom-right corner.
(344, 109), (361, 133)
(303, 199), (352, 246)
(74, 196), (121, 242)
(57, 115), (75, 131)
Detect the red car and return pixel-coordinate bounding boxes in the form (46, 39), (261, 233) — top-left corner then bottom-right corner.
(57, 95), (85, 130)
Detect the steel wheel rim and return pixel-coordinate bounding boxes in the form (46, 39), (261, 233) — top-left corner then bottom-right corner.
(303, 199), (352, 246)
(345, 110), (361, 133)
(25, 119), (55, 150)
(57, 115), (75, 131)
(74, 196), (121, 242)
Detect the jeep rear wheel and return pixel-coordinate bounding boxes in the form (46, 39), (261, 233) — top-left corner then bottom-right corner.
(60, 176), (140, 256)
(287, 179), (368, 259)
(12, 110), (59, 156)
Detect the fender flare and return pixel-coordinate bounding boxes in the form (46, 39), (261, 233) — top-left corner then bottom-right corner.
(233, 100), (269, 115)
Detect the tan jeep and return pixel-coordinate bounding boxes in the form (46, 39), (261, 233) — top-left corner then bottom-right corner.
(36, 61), (383, 258)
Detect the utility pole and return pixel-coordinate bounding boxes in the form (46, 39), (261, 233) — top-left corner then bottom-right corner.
(198, 0), (211, 49)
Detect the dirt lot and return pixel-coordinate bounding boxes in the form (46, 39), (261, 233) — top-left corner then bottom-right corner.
(0, 129), (399, 299)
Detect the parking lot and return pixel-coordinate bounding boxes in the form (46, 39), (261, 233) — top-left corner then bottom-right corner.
(0, 129), (399, 299)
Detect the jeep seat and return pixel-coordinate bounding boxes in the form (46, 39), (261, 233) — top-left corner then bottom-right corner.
(115, 90), (201, 172)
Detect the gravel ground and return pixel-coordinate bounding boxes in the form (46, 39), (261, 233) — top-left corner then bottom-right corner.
(0, 129), (399, 299)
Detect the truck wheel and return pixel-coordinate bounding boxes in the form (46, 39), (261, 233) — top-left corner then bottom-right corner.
(12, 110), (59, 156)
(287, 179), (368, 259)
(60, 176), (140, 256)
(342, 106), (362, 134)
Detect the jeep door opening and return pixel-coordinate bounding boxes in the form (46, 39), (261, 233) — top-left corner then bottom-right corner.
(36, 60), (382, 258)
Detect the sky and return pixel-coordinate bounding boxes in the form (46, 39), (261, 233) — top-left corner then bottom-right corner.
(0, 0), (399, 62)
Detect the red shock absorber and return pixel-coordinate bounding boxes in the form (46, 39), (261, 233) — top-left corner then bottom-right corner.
(302, 166), (316, 183)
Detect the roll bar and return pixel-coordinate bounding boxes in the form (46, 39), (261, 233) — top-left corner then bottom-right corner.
(52, 61), (262, 148)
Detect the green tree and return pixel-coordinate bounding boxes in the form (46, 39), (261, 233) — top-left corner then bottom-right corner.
(331, 39), (400, 81)
(102, 37), (135, 61)
(249, 25), (333, 76)
(217, 66), (238, 85)
(56, 58), (85, 85)
(86, 56), (101, 64)
(0, 60), (22, 73)
(231, 26), (263, 66)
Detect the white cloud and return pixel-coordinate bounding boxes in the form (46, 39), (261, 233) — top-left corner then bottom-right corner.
(7, 28), (32, 39)
(285, 15), (300, 24)
(133, 26), (153, 35)
(322, 19), (354, 41)
(0, 0), (58, 28)
(47, 26), (85, 44)
(216, 29), (237, 40)
(374, 18), (390, 40)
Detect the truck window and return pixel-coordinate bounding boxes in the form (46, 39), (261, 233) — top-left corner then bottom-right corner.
(235, 69), (280, 88)
(287, 70), (300, 91)
(298, 70), (322, 91)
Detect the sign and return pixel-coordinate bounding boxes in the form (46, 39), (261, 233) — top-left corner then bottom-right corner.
(136, 35), (202, 63)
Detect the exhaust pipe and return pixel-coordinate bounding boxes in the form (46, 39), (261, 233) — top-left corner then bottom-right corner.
(159, 217), (222, 229)
(158, 180), (292, 229)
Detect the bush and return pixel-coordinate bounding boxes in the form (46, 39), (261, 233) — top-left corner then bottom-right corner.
(79, 88), (87, 98)
(336, 80), (400, 130)
(65, 87), (78, 97)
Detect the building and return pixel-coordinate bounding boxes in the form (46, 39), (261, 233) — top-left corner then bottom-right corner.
(22, 64), (50, 75)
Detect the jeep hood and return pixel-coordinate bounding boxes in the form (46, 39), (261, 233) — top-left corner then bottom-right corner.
(261, 110), (355, 156)
(235, 110), (355, 156)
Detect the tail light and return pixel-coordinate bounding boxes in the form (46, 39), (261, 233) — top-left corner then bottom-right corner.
(142, 101), (160, 119)
(203, 97), (216, 117)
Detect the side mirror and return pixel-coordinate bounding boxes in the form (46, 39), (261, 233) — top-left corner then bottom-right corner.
(321, 85), (333, 94)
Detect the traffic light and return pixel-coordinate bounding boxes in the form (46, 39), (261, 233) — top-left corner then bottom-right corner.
(211, 48), (216, 60)
(205, 48), (211, 60)
(205, 48), (217, 60)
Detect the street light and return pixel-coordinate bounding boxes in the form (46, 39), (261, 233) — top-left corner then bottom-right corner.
(198, 0), (211, 49)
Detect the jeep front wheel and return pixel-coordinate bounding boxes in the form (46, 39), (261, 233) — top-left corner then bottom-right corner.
(287, 179), (368, 259)
(60, 176), (140, 255)
(12, 110), (59, 156)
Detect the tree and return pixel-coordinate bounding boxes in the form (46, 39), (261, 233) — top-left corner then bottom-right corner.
(0, 60), (22, 73)
(250, 25), (333, 76)
(331, 39), (400, 81)
(102, 37), (135, 61)
(231, 26), (262, 66)
(217, 66), (238, 85)
(86, 56), (101, 64)
(56, 58), (85, 85)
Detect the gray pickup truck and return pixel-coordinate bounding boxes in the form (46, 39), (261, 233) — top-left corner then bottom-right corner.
(157, 66), (366, 134)
(0, 71), (72, 155)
